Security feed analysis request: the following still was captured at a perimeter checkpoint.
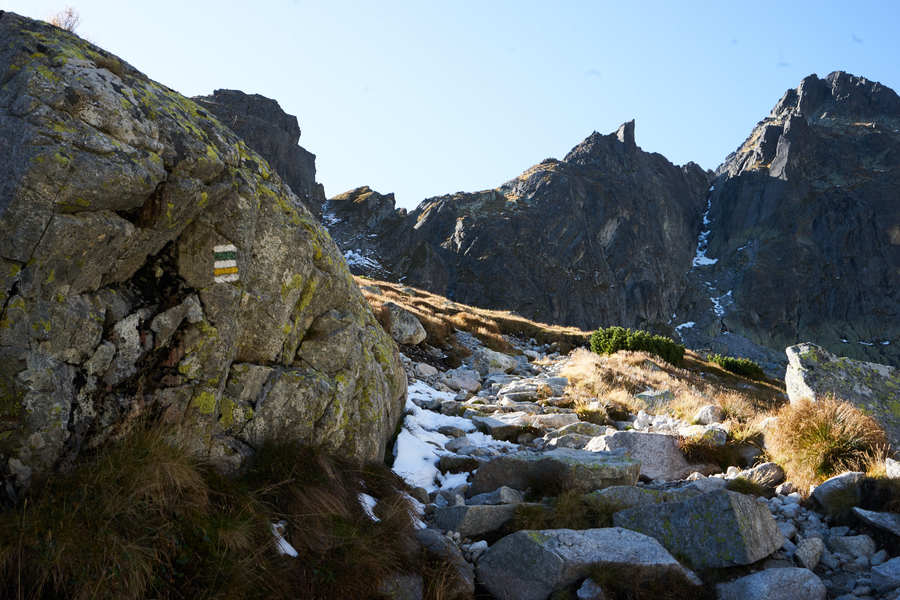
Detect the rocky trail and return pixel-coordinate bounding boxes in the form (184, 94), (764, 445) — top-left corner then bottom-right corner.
(382, 329), (900, 600)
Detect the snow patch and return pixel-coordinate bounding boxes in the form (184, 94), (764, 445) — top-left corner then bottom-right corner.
(271, 521), (298, 557)
(343, 249), (382, 270)
(692, 195), (718, 267)
(859, 341), (874, 347)
(710, 290), (732, 318)
(675, 321), (695, 332)
(358, 493), (380, 522)
(392, 379), (515, 492)
(322, 210), (341, 227)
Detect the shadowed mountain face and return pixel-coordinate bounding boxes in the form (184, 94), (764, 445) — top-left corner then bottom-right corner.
(325, 121), (712, 333)
(675, 72), (900, 367)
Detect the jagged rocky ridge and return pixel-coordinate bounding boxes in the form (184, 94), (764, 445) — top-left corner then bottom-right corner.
(327, 121), (712, 336)
(0, 12), (405, 486)
(676, 72), (900, 369)
(317, 73), (899, 371)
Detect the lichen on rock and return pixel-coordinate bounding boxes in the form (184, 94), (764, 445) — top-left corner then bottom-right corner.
(0, 11), (405, 484)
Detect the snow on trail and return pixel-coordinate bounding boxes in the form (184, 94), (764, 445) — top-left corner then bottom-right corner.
(392, 380), (516, 493)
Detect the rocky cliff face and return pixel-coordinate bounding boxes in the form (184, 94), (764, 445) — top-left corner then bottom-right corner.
(676, 72), (900, 368)
(323, 73), (899, 370)
(0, 12), (405, 485)
(326, 121), (711, 332)
(193, 89), (325, 218)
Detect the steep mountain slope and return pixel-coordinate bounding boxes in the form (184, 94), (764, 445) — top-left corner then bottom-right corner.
(676, 72), (900, 367)
(326, 121), (711, 333)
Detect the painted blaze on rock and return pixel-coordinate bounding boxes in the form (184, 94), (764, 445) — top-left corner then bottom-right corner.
(0, 12), (406, 481)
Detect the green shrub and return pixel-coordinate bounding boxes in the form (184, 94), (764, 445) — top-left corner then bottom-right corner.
(590, 326), (684, 365)
(707, 353), (765, 380)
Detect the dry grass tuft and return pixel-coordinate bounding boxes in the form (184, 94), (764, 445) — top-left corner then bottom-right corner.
(560, 348), (785, 434)
(356, 276), (590, 361)
(0, 427), (437, 600)
(766, 396), (889, 491)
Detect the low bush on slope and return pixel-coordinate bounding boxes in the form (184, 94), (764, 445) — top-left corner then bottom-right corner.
(590, 326), (685, 366)
(0, 426), (445, 600)
(706, 353), (765, 380)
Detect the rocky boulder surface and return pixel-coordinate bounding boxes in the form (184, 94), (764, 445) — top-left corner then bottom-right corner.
(326, 121), (711, 333)
(0, 12), (406, 484)
(785, 343), (900, 447)
(676, 71), (900, 369)
(193, 89), (325, 218)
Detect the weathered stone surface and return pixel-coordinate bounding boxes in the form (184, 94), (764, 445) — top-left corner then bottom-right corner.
(585, 485), (701, 512)
(613, 490), (784, 569)
(586, 431), (693, 481)
(467, 485), (524, 506)
(467, 448), (640, 497)
(785, 343), (900, 447)
(0, 13), (406, 479)
(193, 89), (325, 218)
(377, 574), (424, 600)
(471, 347), (518, 375)
(432, 504), (518, 537)
(741, 462), (786, 487)
(383, 301), (427, 345)
(828, 534), (876, 559)
(476, 528), (702, 600)
(716, 568), (826, 600)
(872, 557), (900, 593)
(886, 457), (900, 478)
(795, 537), (824, 570)
(694, 404), (724, 425)
(852, 507), (900, 539)
(810, 471), (865, 516)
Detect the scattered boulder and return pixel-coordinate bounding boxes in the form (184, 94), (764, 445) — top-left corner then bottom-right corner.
(467, 448), (640, 497)
(586, 431), (692, 481)
(887, 457), (900, 479)
(378, 573), (424, 600)
(694, 404), (724, 425)
(442, 368), (482, 393)
(716, 568), (826, 600)
(795, 537), (825, 570)
(811, 472), (864, 516)
(828, 534), (876, 559)
(872, 556), (900, 593)
(785, 343), (900, 447)
(432, 504), (518, 538)
(383, 302), (427, 345)
(471, 347), (518, 375)
(741, 462), (786, 487)
(467, 486), (524, 506)
(852, 507), (900, 539)
(476, 528), (702, 600)
(613, 490), (784, 569)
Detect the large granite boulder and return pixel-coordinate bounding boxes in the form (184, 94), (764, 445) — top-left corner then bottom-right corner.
(585, 431), (693, 481)
(785, 343), (900, 447)
(613, 490), (784, 570)
(467, 448), (640, 497)
(193, 89), (325, 218)
(0, 12), (406, 483)
(476, 527), (702, 600)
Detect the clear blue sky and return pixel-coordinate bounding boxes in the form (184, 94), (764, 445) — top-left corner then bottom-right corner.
(5, 1), (900, 209)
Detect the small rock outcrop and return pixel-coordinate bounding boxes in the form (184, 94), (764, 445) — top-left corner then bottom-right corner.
(193, 89), (326, 218)
(0, 13), (406, 483)
(785, 343), (900, 447)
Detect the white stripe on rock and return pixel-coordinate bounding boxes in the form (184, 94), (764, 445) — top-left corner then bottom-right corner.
(213, 259), (238, 269)
(214, 273), (240, 283)
(213, 244), (237, 253)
